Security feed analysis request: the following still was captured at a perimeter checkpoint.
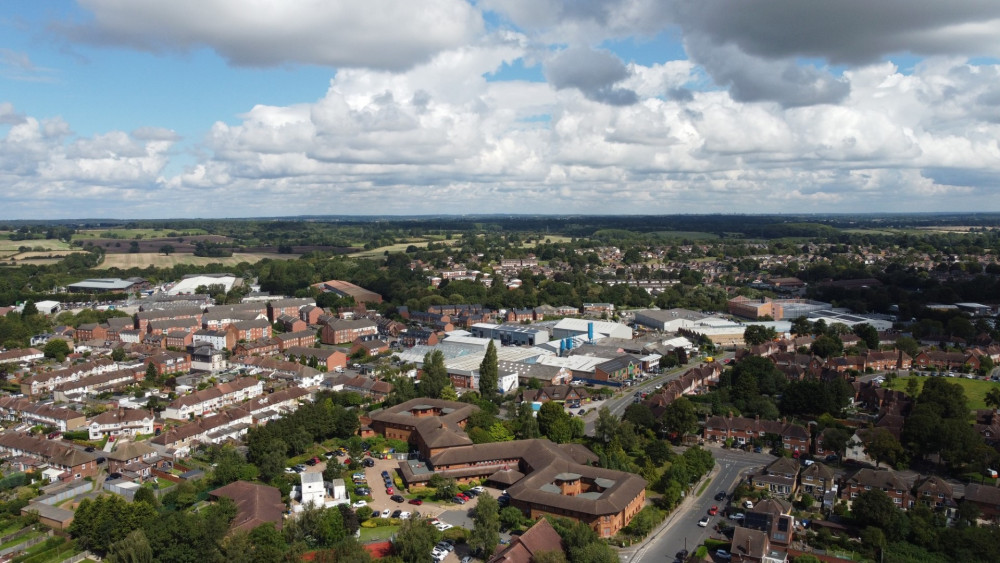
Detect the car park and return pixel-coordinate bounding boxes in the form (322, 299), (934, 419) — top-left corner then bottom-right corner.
(465, 489), (479, 497)
(698, 516), (710, 527)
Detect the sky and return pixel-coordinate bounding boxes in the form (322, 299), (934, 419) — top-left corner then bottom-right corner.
(2, 1), (1000, 219)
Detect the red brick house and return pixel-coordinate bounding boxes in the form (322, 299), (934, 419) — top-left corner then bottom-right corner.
(75, 323), (107, 342)
(351, 337), (390, 357)
(913, 350), (980, 371)
(839, 468), (911, 508)
(145, 351), (191, 376)
(276, 314), (307, 333)
(704, 414), (810, 453)
(320, 318), (378, 345)
(274, 329), (316, 351)
(231, 319), (272, 341)
(232, 338), (280, 357)
(283, 346), (347, 371)
(299, 305), (325, 325)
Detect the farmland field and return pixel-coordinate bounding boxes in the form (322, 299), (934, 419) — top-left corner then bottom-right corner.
(97, 252), (299, 269)
(0, 238), (75, 252)
(74, 228), (208, 240)
(347, 237), (461, 259)
(650, 231), (720, 240)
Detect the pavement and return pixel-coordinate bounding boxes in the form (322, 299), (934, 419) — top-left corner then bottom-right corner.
(620, 446), (776, 563)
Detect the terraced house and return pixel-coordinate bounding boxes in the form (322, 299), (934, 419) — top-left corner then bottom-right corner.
(0, 397), (87, 432)
(163, 377), (263, 420)
(0, 432), (98, 480)
(703, 413), (810, 453)
(88, 408), (155, 440)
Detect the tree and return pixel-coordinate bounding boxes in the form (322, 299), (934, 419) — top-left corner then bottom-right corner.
(661, 396), (698, 437)
(479, 339), (499, 402)
(145, 362), (159, 381)
(791, 316), (813, 337)
(159, 245), (175, 256)
(852, 489), (901, 533)
(469, 493), (501, 557)
(393, 519), (439, 563)
(594, 406), (619, 443)
(623, 403), (655, 430)
(440, 385), (459, 401)
(811, 335), (843, 358)
(499, 506), (525, 530)
(743, 324), (777, 346)
(43, 338), (71, 362)
(419, 350), (450, 399)
(986, 387), (1000, 411)
(106, 529), (153, 563)
(853, 323), (880, 349)
(111, 346), (127, 361)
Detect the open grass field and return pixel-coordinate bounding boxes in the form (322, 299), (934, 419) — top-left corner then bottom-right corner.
(73, 227), (208, 240)
(97, 252), (299, 269)
(883, 374), (997, 411)
(347, 237), (460, 259)
(0, 238), (75, 252)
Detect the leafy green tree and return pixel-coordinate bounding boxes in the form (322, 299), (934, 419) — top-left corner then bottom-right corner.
(419, 350), (450, 399)
(743, 324), (777, 346)
(159, 245), (175, 256)
(43, 338), (71, 361)
(132, 487), (159, 510)
(623, 403), (655, 430)
(986, 387), (1000, 411)
(864, 428), (905, 468)
(470, 493), (501, 556)
(499, 506), (525, 530)
(145, 362), (159, 381)
(811, 335), (843, 358)
(440, 385), (459, 401)
(105, 529), (153, 563)
(393, 519), (439, 563)
(594, 406), (619, 443)
(487, 422), (514, 442)
(479, 339), (499, 402)
(852, 489), (902, 538)
(112, 347), (128, 361)
(661, 396), (698, 437)
(853, 323), (880, 349)
(513, 402), (540, 440)
(70, 494), (157, 556)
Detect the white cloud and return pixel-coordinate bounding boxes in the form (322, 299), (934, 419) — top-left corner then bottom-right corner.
(60, 0), (484, 71)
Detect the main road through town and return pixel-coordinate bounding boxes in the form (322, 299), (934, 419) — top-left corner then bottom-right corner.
(622, 447), (777, 563)
(583, 351), (734, 437)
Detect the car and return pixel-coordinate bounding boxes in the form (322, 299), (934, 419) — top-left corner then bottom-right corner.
(352, 500), (367, 508)
(465, 489), (479, 497)
(453, 496), (466, 504)
(108, 472), (122, 480)
(708, 505), (718, 515)
(715, 549), (732, 560)
(460, 557), (473, 563)
(324, 451), (336, 458)
(435, 522), (453, 531)
(391, 495), (405, 502)
(753, 446), (762, 453)
(399, 511), (411, 519)
(698, 516), (710, 527)
(85, 446), (96, 452)
(458, 493), (470, 500)
(386, 487), (394, 495)
(306, 458), (318, 466)
(825, 454), (839, 462)
(430, 519), (440, 526)
(356, 488), (371, 496)
(470, 486), (485, 493)
(285, 467), (296, 474)
(381, 509), (391, 518)
(714, 491), (727, 501)
(391, 510), (402, 519)
(381, 470), (390, 478)
(408, 499), (424, 505)
(743, 500), (754, 509)
(436, 542), (455, 553)
(362, 458), (375, 467)
(431, 550), (447, 562)
(675, 549), (689, 560)
(96, 457), (106, 464)
(730, 513), (744, 521)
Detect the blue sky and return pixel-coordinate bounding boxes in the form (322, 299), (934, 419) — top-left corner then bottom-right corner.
(2, 1), (1000, 219)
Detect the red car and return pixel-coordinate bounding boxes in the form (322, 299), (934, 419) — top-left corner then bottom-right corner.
(408, 499), (423, 505)
(458, 493), (469, 501)
(708, 506), (718, 515)
(386, 487), (394, 495)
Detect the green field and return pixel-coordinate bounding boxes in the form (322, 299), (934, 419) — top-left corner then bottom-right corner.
(883, 374), (997, 411)
(0, 238), (75, 252)
(73, 227), (208, 240)
(650, 231), (720, 240)
(347, 237), (461, 259)
(97, 252), (298, 269)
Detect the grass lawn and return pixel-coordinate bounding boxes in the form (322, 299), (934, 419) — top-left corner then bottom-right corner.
(883, 374), (996, 411)
(73, 228), (208, 240)
(0, 529), (43, 550)
(359, 524), (399, 542)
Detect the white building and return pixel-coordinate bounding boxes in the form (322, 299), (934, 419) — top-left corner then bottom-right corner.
(550, 318), (632, 341)
(300, 471), (326, 507)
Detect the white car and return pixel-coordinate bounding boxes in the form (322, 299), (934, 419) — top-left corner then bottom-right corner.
(435, 522), (454, 531)
(399, 511), (411, 520)
(470, 486), (485, 493)
(351, 500), (367, 508)
(381, 509), (391, 518)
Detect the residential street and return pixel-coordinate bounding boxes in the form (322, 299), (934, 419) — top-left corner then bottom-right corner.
(621, 446), (776, 563)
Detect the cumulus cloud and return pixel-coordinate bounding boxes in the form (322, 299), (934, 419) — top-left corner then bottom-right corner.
(544, 47), (638, 105)
(58, 0), (484, 70)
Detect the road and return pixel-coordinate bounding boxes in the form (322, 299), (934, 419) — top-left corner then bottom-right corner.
(584, 352), (734, 436)
(624, 447), (776, 563)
